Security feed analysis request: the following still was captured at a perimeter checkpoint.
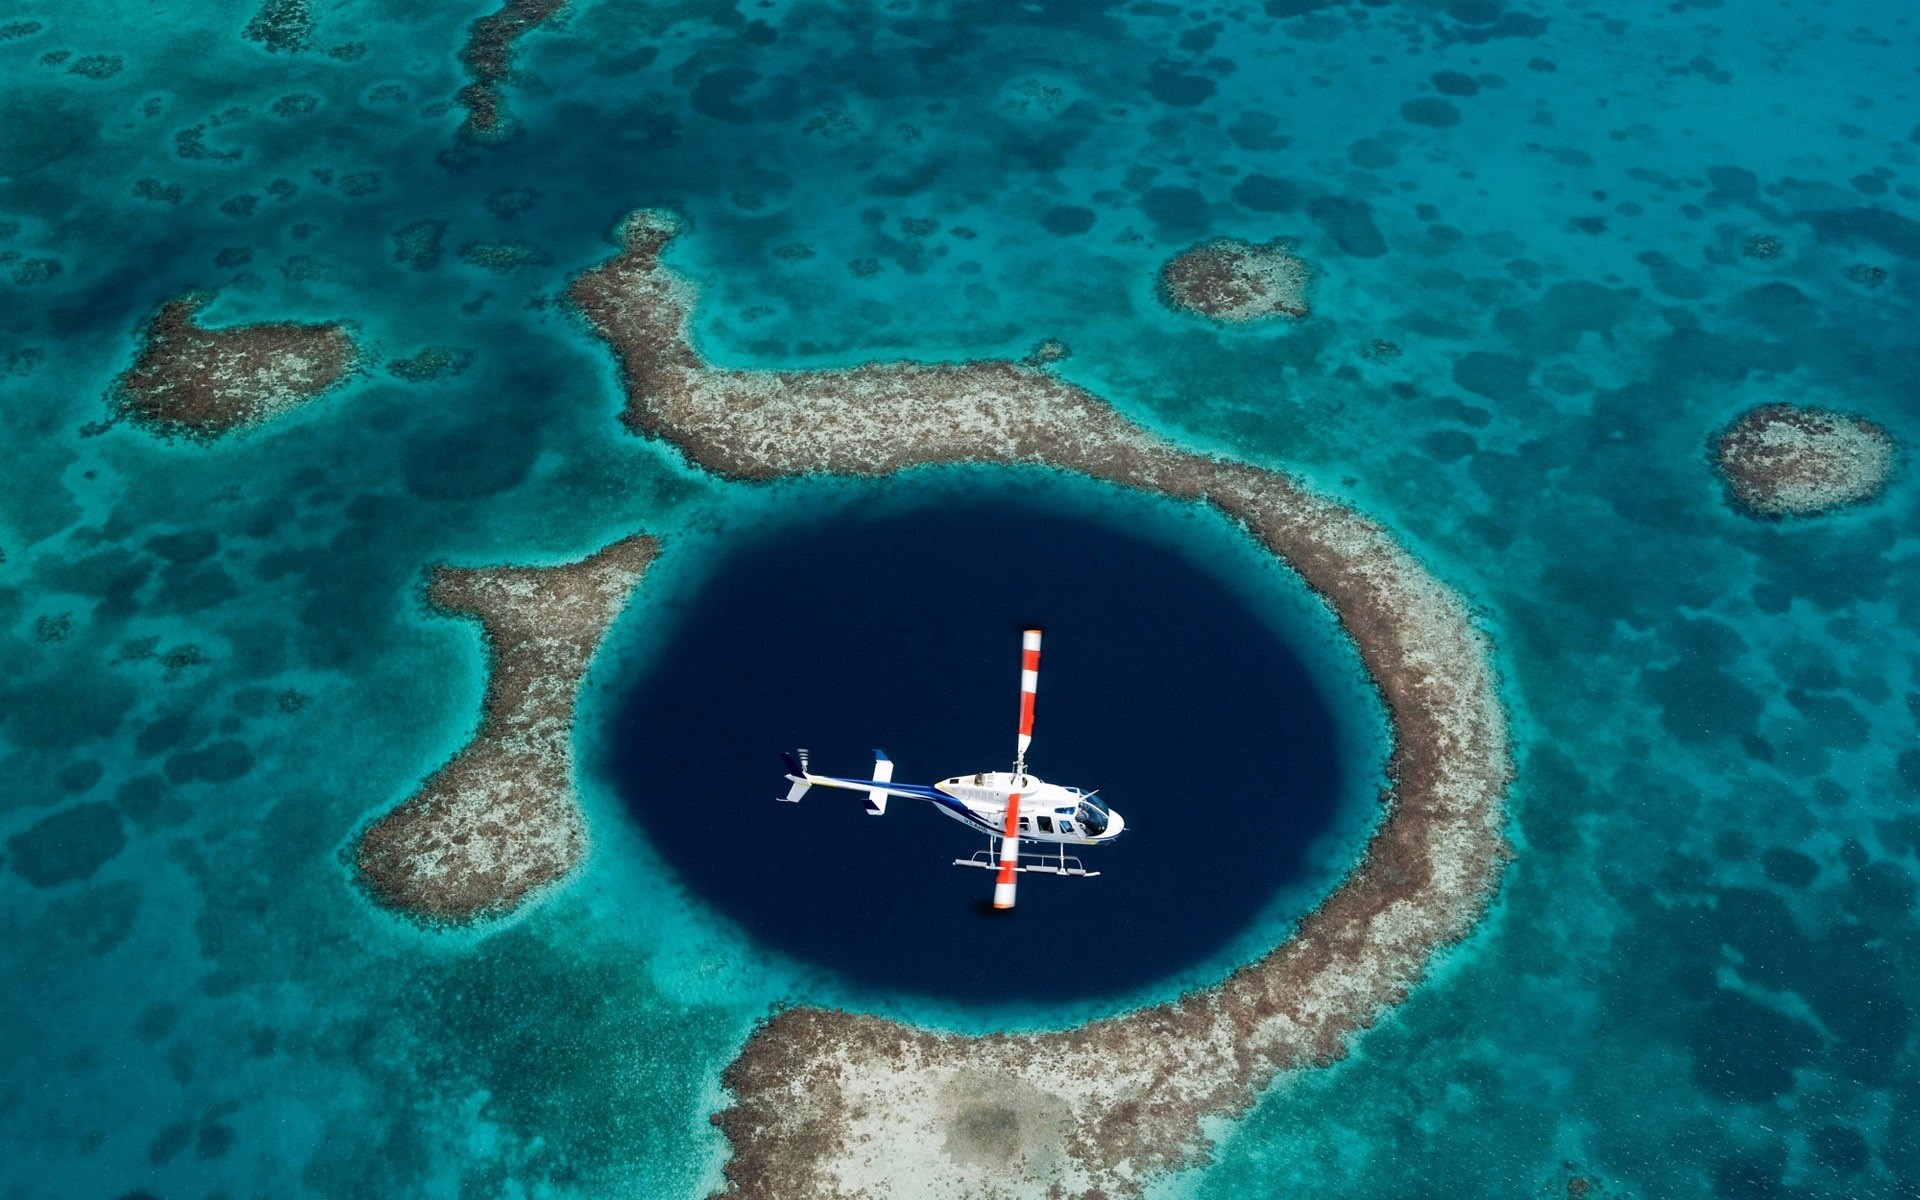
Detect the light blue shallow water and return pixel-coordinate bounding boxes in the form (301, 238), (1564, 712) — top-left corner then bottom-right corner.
(2, 0), (1918, 1196)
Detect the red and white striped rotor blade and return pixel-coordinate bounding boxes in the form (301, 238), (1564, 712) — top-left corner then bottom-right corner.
(1016, 628), (1041, 771)
(994, 791), (1021, 910)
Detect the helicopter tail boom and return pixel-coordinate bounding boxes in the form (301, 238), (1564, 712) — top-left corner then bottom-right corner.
(777, 748), (895, 814)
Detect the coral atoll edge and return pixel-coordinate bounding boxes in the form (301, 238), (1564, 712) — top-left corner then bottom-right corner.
(355, 211), (1516, 1199)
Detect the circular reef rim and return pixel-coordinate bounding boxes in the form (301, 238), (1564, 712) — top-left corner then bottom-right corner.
(354, 208), (1517, 1200)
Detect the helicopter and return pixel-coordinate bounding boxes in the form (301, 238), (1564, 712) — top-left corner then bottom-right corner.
(779, 629), (1125, 909)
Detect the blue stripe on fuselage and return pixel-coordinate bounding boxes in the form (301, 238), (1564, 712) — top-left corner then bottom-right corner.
(812, 776), (999, 834)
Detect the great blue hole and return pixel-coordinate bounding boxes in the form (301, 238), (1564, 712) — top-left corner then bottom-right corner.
(597, 476), (1378, 1007)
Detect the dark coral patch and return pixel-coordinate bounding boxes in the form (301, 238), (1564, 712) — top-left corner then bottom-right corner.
(1231, 173), (1302, 213)
(1728, 281), (1818, 335)
(1452, 351), (1534, 403)
(1401, 97), (1463, 127)
(164, 740), (256, 784)
(1306, 195), (1386, 256)
(1147, 61), (1216, 106)
(1799, 207), (1920, 259)
(1707, 165), (1759, 200)
(1040, 205), (1096, 236)
(6, 802), (127, 887)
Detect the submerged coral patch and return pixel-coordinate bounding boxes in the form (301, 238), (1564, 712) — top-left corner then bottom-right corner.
(6, 802), (127, 888)
(454, 0), (566, 142)
(1157, 236), (1313, 323)
(242, 0), (313, 54)
(110, 292), (358, 440)
(1713, 403), (1896, 517)
(355, 537), (657, 924)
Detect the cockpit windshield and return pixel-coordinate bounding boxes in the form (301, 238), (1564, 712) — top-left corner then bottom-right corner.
(1074, 796), (1109, 835)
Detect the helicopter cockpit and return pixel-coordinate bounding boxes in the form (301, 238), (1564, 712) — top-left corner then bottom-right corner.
(1073, 792), (1110, 836)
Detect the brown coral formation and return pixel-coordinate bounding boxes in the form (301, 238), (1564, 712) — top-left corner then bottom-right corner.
(455, 0), (566, 141)
(568, 212), (1513, 1199)
(1714, 403), (1896, 517)
(1157, 236), (1312, 323)
(356, 536), (658, 924)
(111, 293), (357, 440)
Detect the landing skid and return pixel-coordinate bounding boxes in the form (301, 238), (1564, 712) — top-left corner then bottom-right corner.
(953, 846), (1100, 878)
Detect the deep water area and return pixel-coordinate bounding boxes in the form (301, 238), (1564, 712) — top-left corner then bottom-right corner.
(2, 0), (1920, 1197)
(595, 479), (1377, 1007)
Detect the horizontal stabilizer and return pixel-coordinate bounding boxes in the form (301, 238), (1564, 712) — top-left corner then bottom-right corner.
(865, 750), (894, 815)
(779, 749), (810, 803)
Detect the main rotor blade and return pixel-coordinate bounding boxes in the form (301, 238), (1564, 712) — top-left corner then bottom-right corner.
(1016, 628), (1041, 772)
(994, 792), (1022, 910)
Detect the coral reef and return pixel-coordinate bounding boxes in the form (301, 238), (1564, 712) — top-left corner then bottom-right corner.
(110, 293), (357, 440)
(454, 0), (566, 142)
(387, 346), (474, 383)
(1714, 403), (1896, 517)
(356, 537), (659, 924)
(243, 0), (313, 54)
(1157, 236), (1313, 323)
(568, 212), (1513, 1200)
(392, 219), (448, 271)
(458, 240), (552, 273)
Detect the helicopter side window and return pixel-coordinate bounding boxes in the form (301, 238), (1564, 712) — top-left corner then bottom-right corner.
(1017, 817), (1030, 832)
(1036, 816), (1054, 834)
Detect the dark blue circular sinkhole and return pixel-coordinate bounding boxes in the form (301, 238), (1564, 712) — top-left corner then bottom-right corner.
(600, 483), (1365, 1006)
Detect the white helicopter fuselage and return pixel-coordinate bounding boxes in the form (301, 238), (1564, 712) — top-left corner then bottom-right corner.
(777, 628), (1120, 909)
(932, 771), (1125, 845)
(781, 760), (1125, 846)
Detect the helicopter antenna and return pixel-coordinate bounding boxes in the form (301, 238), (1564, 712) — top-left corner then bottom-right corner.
(1014, 628), (1041, 777)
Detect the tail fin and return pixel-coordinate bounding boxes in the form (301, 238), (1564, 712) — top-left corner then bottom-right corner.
(779, 749), (811, 803)
(865, 750), (894, 815)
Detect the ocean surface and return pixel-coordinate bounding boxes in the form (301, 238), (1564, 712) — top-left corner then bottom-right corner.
(0, 0), (1917, 1197)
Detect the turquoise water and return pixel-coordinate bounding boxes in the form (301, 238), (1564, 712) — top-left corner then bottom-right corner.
(1, 0), (1917, 1196)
